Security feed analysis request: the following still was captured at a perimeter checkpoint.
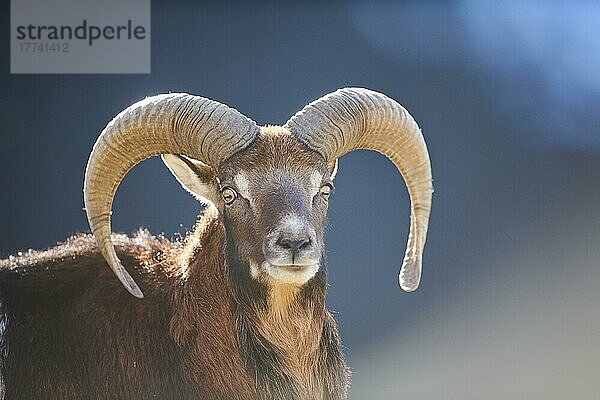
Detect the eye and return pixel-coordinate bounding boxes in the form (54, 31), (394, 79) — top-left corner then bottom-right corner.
(319, 183), (333, 200)
(221, 187), (238, 205)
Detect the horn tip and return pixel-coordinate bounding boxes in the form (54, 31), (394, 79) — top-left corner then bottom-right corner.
(399, 281), (419, 293)
(127, 283), (145, 299)
(121, 272), (144, 298)
(398, 257), (422, 292)
(110, 257), (145, 298)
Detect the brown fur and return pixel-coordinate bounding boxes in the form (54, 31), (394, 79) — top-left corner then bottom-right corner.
(0, 128), (349, 399)
(253, 285), (326, 397)
(0, 208), (348, 399)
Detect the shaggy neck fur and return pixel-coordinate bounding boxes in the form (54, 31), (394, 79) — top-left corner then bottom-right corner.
(170, 207), (347, 399)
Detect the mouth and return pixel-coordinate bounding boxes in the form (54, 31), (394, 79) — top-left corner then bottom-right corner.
(274, 264), (308, 271)
(261, 261), (319, 285)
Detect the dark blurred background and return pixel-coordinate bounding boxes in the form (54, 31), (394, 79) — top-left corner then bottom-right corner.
(2, 1), (599, 399)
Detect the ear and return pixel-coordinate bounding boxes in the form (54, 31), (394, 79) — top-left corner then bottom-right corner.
(161, 154), (220, 205)
(328, 159), (339, 180)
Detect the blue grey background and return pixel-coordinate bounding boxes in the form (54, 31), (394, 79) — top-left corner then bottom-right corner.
(2, 1), (599, 398)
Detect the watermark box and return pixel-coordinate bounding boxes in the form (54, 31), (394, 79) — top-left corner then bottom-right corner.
(11, 0), (150, 74)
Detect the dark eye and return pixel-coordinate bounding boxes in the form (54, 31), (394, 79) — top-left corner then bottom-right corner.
(221, 187), (237, 205)
(319, 183), (333, 200)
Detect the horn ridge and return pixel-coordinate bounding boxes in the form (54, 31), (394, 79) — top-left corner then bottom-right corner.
(84, 93), (259, 297)
(285, 87), (433, 292)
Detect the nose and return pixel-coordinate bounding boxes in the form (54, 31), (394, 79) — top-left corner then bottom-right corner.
(263, 215), (320, 266)
(277, 237), (311, 252)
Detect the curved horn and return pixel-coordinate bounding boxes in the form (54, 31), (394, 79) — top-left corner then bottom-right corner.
(84, 93), (259, 298)
(284, 88), (433, 292)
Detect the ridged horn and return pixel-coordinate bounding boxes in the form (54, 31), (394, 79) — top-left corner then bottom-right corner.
(285, 88), (433, 292)
(84, 93), (259, 298)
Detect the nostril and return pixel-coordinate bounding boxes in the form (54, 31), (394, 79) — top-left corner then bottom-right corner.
(277, 238), (291, 249)
(298, 238), (311, 250)
(277, 237), (311, 252)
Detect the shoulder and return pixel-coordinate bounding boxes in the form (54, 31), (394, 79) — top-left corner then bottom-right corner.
(0, 230), (178, 297)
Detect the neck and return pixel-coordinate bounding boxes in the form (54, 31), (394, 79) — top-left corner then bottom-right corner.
(224, 221), (332, 398)
(169, 207), (255, 398)
(173, 208), (347, 399)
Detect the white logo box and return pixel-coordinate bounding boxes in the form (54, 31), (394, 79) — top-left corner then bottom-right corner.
(11, 0), (150, 74)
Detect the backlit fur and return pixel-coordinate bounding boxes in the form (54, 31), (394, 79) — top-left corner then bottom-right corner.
(0, 127), (349, 399)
